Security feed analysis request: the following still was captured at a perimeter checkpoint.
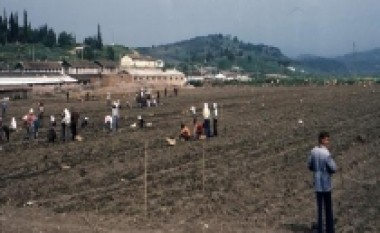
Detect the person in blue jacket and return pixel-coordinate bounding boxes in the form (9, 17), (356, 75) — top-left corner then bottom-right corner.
(308, 131), (337, 233)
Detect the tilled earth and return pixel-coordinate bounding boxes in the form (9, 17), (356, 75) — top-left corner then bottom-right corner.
(0, 85), (379, 233)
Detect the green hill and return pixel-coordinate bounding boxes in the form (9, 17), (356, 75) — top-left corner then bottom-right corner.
(137, 34), (291, 74)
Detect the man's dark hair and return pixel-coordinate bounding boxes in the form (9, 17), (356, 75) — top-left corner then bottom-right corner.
(319, 131), (330, 143)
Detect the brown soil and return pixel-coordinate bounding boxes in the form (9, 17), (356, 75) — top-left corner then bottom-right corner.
(0, 85), (379, 233)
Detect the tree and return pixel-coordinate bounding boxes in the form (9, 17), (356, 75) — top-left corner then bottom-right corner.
(8, 12), (15, 42)
(206, 51), (214, 62)
(84, 36), (98, 49)
(44, 28), (56, 47)
(96, 23), (103, 49)
(0, 15), (7, 45)
(106, 46), (115, 60)
(247, 55), (252, 62)
(21, 10), (30, 43)
(58, 31), (75, 47)
(83, 46), (95, 60)
(37, 24), (48, 43)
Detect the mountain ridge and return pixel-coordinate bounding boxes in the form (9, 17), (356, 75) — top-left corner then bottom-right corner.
(296, 48), (380, 75)
(136, 34), (291, 74)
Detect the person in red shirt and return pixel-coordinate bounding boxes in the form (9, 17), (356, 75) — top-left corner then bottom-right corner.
(180, 123), (191, 141)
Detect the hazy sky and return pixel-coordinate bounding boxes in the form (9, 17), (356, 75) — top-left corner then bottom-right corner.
(1, 0), (379, 57)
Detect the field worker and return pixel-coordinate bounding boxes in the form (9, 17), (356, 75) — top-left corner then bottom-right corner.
(138, 115), (144, 128)
(308, 131), (337, 233)
(194, 120), (204, 140)
(111, 100), (120, 132)
(50, 115), (56, 127)
(61, 108), (71, 141)
(179, 123), (191, 141)
(10, 117), (17, 131)
(0, 117), (10, 142)
(47, 124), (57, 143)
(38, 102), (44, 127)
(81, 117), (89, 128)
(190, 106), (197, 124)
(156, 90), (160, 103)
(104, 115), (112, 132)
(152, 98), (157, 107)
(202, 103), (211, 138)
(212, 103), (218, 137)
(70, 108), (80, 141)
(146, 98), (151, 108)
(22, 115), (28, 140)
(1, 98), (7, 118)
(26, 108), (36, 140)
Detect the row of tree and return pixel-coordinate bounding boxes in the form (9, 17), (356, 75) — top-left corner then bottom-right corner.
(0, 9), (103, 51)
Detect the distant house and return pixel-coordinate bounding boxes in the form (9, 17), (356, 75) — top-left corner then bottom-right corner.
(221, 71), (250, 81)
(120, 53), (164, 69)
(186, 76), (206, 82)
(15, 61), (64, 74)
(62, 60), (101, 75)
(287, 66), (296, 72)
(214, 73), (227, 80)
(265, 74), (289, 79)
(95, 60), (119, 74)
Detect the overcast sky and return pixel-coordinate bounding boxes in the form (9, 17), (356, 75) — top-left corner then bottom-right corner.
(1, 0), (379, 57)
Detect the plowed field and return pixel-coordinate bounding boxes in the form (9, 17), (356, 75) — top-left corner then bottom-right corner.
(1, 85), (379, 233)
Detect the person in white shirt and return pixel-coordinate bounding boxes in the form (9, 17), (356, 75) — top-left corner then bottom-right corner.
(61, 108), (71, 141)
(104, 115), (112, 132)
(111, 100), (120, 132)
(10, 117), (17, 131)
(202, 103), (211, 137)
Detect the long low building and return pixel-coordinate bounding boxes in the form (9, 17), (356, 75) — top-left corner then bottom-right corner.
(0, 75), (77, 85)
(123, 68), (186, 87)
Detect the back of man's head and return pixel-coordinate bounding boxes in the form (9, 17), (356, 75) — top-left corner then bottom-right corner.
(319, 131), (330, 143)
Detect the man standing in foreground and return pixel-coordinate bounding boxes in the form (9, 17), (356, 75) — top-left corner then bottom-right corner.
(308, 131), (337, 233)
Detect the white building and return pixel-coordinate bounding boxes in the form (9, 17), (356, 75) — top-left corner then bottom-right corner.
(120, 53), (164, 69)
(124, 68), (186, 86)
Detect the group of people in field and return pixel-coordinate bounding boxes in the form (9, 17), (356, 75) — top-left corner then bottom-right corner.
(0, 87), (183, 145)
(179, 102), (218, 141)
(0, 100), (88, 145)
